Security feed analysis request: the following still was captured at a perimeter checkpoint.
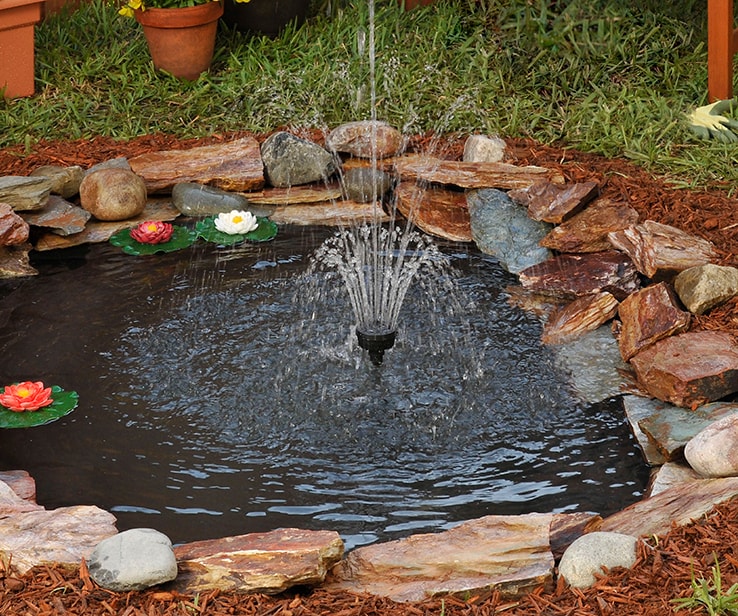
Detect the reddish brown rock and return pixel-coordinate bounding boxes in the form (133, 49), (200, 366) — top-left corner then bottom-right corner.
(0, 203), (30, 245)
(629, 331), (738, 408)
(541, 291), (619, 345)
(395, 182), (471, 242)
(129, 137), (265, 194)
(0, 470), (36, 503)
(509, 180), (599, 224)
(19, 195), (91, 236)
(617, 282), (691, 361)
(269, 201), (390, 226)
(540, 199), (639, 253)
(326, 513), (554, 602)
(0, 245), (36, 278)
(327, 121), (403, 159)
(172, 528), (344, 595)
(518, 251), (640, 300)
(608, 220), (718, 280)
(596, 476), (738, 538)
(393, 155), (564, 190)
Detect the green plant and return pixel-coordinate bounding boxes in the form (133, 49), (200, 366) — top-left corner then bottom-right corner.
(672, 556), (738, 616)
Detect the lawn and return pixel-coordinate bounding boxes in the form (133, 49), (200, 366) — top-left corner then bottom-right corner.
(1, 0), (736, 192)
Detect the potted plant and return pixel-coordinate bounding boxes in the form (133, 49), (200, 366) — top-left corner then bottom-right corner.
(118, 0), (248, 80)
(0, 0), (44, 98)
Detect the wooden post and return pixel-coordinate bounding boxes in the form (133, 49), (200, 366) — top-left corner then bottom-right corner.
(707, 0), (737, 101)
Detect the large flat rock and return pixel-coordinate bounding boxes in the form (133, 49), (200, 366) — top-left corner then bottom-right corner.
(629, 331), (738, 408)
(393, 155), (564, 190)
(325, 513), (554, 602)
(171, 528), (344, 595)
(0, 505), (118, 575)
(269, 201), (389, 226)
(129, 137), (265, 194)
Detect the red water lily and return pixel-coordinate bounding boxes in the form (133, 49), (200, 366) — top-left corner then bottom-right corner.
(130, 221), (174, 245)
(0, 381), (54, 412)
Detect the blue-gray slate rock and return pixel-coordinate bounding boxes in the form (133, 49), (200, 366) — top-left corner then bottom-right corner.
(467, 188), (552, 274)
(261, 131), (336, 188)
(88, 528), (177, 591)
(558, 531), (638, 588)
(172, 182), (251, 217)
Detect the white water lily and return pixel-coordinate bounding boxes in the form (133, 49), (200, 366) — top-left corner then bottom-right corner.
(214, 210), (259, 235)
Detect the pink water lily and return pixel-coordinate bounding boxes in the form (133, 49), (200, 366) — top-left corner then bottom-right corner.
(0, 381), (54, 412)
(130, 221), (174, 244)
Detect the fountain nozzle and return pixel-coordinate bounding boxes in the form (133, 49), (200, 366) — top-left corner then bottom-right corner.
(356, 327), (396, 366)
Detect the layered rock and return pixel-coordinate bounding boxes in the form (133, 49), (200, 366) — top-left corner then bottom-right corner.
(395, 183), (471, 242)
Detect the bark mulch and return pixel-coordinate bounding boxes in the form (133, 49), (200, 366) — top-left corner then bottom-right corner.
(1, 133), (738, 615)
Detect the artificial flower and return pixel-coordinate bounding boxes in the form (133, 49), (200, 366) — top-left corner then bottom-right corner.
(0, 381), (54, 412)
(214, 210), (259, 235)
(130, 221), (174, 245)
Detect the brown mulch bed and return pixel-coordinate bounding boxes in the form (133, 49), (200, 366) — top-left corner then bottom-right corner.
(1, 132), (738, 615)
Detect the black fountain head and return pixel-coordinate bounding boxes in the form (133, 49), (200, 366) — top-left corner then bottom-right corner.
(356, 327), (397, 366)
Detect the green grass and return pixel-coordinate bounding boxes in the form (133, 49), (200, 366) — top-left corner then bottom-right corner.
(1, 0), (736, 191)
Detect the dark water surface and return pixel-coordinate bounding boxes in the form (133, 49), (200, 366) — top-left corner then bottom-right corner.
(0, 225), (649, 549)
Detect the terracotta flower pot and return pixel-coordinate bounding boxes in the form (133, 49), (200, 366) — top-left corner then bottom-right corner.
(222, 0), (309, 37)
(0, 0), (44, 98)
(135, 1), (223, 80)
(398, 0), (435, 8)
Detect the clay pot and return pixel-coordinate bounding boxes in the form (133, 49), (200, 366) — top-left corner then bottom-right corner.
(135, 1), (223, 81)
(0, 0), (44, 98)
(398, 0), (435, 8)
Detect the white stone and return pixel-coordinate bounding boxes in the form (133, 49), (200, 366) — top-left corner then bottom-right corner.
(558, 532), (638, 588)
(685, 414), (738, 477)
(88, 528), (177, 591)
(463, 134), (507, 163)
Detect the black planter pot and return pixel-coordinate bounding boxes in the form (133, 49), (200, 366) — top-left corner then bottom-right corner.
(222, 0), (310, 36)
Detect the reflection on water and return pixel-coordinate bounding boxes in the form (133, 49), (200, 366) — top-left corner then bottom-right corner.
(0, 226), (648, 549)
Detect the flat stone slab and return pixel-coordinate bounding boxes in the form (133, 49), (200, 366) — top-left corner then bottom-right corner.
(608, 220), (718, 280)
(244, 183), (343, 206)
(540, 198), (639, 253)
(622, 395), (669, 466)
(0, 471), (36, 502)
(270, 201), (389, 226)
(20, 195), (91, 236)
(393, 155), (564, 190)
(0, 505), (118, 575)
(597, 476), (738, 538)
(128, 137), (265, 194)
(519, 251), (640, 300)
(34, 200), (181, 250)
(647, 462), (703, 497)
(510, 180), (599, 224)
(629, 330), (738, 408)
(0, 176), (51, 211)
(395, 182), (472, 242)
(171, 528), (344, 595)
(325, 513), (554, 602)
(639, 401), (738, 461)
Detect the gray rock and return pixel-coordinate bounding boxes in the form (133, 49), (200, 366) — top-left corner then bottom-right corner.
(685, 414), (738, 478)
(0, 176), (51, 211)
(467, 188), (552, 274)
(261, 132), (336, 188)
(30, 165), (85, 199)
(79, 169), (147, 221)
(88, 528), (177, 592)
(558, 532), (638, 588)
(341, 167), (393, 203)
(172, 182), (251, 217)
(674, 263), (738, 315)
(462, 134), (507, 163)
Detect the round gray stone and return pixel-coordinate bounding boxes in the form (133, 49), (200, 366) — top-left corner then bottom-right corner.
(558, 531), (638, 588)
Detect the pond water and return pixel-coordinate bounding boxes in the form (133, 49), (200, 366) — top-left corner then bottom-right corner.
(0, 225), (649, 549)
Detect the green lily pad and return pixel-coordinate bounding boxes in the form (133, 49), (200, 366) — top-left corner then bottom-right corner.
(109, 226), (197, 255)
(196, 216), (277, 245)
(0, 386), (79, 428)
